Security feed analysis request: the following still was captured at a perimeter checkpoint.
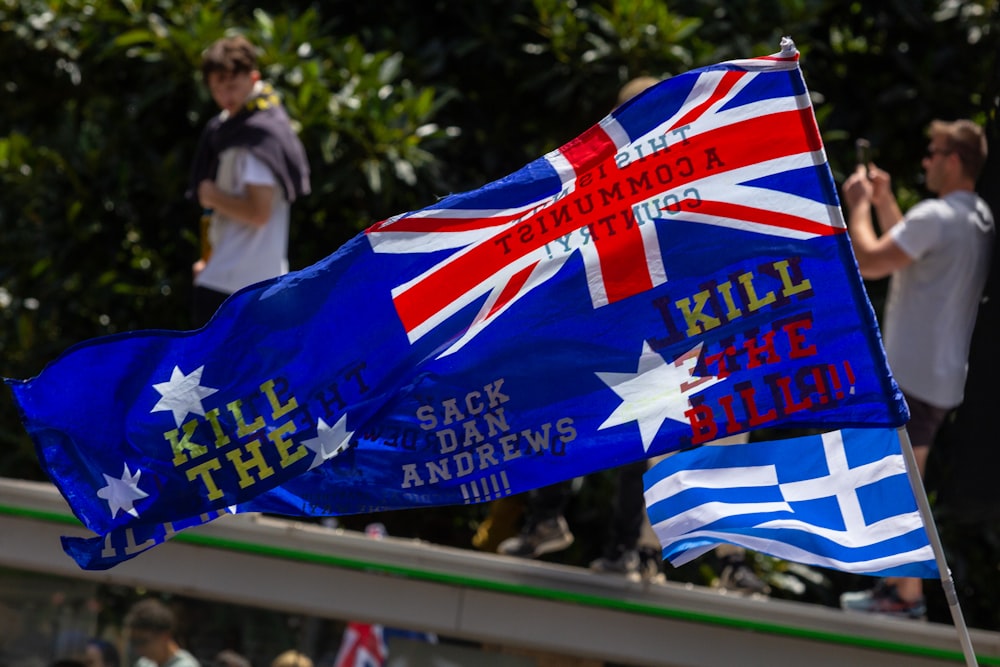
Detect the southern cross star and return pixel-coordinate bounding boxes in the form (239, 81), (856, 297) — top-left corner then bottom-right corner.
(597, 341), (723, 451)
(150, 365), (219, 427)
(302, 415), (353, 470)
(96, 463), (149, 518)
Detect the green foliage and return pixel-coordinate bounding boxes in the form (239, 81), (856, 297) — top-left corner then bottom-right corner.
(0, 0), (457, 474)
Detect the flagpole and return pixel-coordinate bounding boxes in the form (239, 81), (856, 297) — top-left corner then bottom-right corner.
(896, 426), (979, 667)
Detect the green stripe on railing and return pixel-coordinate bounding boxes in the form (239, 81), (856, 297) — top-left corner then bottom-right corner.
(2, 502), (994, 666)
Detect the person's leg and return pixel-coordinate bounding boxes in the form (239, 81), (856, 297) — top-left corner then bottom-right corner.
(192, 285), (231, 328)
(590, 461), (652, 580)
(904, 393), (948, 476)
(529, 481), (572, 523)
(611, 460), (647, 550)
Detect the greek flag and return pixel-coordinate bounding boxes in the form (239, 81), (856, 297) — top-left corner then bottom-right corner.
(644, 428), (938, 578)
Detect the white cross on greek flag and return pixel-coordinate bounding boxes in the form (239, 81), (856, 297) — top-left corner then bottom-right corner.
(644, 428), (938, 577)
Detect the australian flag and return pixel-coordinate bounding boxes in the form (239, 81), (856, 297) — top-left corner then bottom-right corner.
(6, 39), (908, 569)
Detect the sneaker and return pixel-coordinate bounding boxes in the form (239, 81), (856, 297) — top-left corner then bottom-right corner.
(840, 582), (926, 620)
(591, 547), (666, 583)
(717, 559), (771, 595)
(497, 516), (574, 558)
(638, 546), (668, 584)
(590, 547), (643, 582)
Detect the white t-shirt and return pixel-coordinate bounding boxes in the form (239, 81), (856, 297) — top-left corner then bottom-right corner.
(194, 148), (290, 295)
(883, 190), (994, 409)
(136, 649), (201, 667)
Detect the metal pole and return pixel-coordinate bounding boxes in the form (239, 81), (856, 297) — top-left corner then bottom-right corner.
(896, 426), (979, 667)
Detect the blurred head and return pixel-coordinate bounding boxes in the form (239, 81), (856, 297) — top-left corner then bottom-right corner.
(123, 598), (176, 662)
(201, 35), (261, 116)
(270, 650), (312, 667)
(923, 119), (988, 192)
(615, 76), (661, 109)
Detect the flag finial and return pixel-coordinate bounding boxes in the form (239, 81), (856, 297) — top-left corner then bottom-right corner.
(780, 36), (797, 56)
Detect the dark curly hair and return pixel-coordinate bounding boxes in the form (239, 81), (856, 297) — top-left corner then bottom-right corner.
(123, 598), (176, 634)
(201, 35), (259, 80)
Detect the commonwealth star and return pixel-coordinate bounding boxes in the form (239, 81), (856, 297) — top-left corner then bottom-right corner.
(597, 342), (723, 451)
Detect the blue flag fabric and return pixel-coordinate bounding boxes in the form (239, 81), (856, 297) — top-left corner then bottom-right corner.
(7, 40), (908, 569)
(643, 428), (937, 578)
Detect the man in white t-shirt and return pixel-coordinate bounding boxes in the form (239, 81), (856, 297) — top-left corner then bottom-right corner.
(839, 119), (994, 618)
(188, 35), (310, 326)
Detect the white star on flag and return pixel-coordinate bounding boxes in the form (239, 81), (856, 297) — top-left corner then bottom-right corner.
(96, 463), (149, 518)
(151, 365), (218, 427)
(597, 342), (723, 451)
(302, 415), (353, 469)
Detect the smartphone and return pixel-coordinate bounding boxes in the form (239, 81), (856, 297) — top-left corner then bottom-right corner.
(855, 138), (871, 168)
